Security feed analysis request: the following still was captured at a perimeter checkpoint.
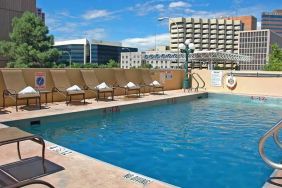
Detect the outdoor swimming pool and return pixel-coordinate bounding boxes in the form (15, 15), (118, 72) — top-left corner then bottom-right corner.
(5, 93), (282, 188)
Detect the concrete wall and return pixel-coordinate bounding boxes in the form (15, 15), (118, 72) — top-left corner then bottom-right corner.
(192, 70), (282, 97)
(0, 68), (184, 107)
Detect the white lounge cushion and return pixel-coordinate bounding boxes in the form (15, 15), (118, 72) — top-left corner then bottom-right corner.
(96, 82), (110, 90)
(18, 86), (38, 95)
(150, 80), (161, 86)
(66, 85), (81, 91)
(126, 82), (136, 88)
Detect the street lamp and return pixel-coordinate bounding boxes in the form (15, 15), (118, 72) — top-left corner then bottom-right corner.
(158, 17), (180, 68)
(63, 50), (72, 68)
(179, 39), (195, 91)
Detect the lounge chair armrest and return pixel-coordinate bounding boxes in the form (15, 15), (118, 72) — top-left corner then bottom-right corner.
(3, 89), (17, 95)
(52, 87), (67, 92)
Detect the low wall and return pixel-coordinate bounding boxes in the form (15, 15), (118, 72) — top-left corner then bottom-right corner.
(0, 68), (184, 107)
(193, 70), (282, 97)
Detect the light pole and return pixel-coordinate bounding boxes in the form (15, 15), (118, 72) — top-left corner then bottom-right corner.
(63, 51), (72, 68)
(179, 39), (195, 91)
(158, 17), (180, 68)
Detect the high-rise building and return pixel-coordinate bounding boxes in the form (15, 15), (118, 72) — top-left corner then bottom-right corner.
(54, 39), (138, 65)
(224, 16), (257, 31)
(0, 0), (45, 67)
(262, 9), (282, 36)
(238, 29), (282, 70)
(36, 8), (45, 24)
(169, 17), (243, 53)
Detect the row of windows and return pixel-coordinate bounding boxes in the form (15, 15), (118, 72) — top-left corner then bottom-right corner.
(240, 31), (268, 37)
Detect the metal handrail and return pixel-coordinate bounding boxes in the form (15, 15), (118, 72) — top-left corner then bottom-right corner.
(259, 119), (282, 169)
(191, 74), (199, 92)
(192, 73), (206, 89)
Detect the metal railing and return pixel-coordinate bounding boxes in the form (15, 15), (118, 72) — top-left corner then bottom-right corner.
(259, 119), (282, 169)
(190, 73), (206, 92)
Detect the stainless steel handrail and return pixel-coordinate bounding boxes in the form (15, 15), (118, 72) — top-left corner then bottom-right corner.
(259, 119), (282, 169)
(192, 73), (206, 89)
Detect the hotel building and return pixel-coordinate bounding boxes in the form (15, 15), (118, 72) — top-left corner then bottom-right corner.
(169, 17), (243, 53)
(0, 0), (44, 67)
(224, 16), (257, 31)
(238, 29), (282, 70)
(54, 39), (137, 65)
(262, 9), (282, 36)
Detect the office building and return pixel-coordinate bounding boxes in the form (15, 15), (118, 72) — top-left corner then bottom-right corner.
(238, 29), (282, 70)
(54, 39), (89, 64)
(36, 8), (45, 24)
(169, 17), (243, 53)
(262, 9), (282, 36)
(224, 16), (257, 31)
(0, 0), (44, 67)
(91, 40), (137, 65)
(55, 39), (137, 65)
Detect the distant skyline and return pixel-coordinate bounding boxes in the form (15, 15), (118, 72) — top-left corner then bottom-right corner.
(37, 0), (280, 50)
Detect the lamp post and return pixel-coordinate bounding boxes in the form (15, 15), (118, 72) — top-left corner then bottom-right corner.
(158, 17), (180, 68)
(179, 39), (195, 91)
(63, 51), (72, 68)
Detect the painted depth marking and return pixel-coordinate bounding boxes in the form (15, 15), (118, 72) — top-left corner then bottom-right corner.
(47, 145), (73, 156)
(124, 173), (153, 186)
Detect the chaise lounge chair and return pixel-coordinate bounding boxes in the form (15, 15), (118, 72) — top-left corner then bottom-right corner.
(1, 70), (41, 111)
(0, 127), (54, 188)
(81, 70), (114, 101)
(141, 69), (164, 94)
(50, 70), (86, 105)
(114, 69), (141, 97)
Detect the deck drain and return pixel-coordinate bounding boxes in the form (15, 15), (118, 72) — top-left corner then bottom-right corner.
(123, 173), (153, 186)
(47, 145), (73, 156)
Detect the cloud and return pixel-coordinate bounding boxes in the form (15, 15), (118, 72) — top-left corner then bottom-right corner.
(84, 28), (107, 40)
(129, 1), (166, 16)
(257, 21), (261, 30)
(169, 1), (190, 8)
(122, 33), (169, 51)
(82, 10), (112, 20)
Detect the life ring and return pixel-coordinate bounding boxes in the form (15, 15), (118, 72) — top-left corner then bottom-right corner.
(226, 75), (237, 89)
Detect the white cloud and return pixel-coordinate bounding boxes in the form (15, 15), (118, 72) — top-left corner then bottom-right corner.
(169, 1), (190, 8)
(129, 1), (165, 16)
(257, 21), (261, 30)
(84, 28), (107, 40)
(122, 33), (169, 51)
(82, 10), (112, 20)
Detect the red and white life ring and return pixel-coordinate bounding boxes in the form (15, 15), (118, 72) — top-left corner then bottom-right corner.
(226, 75), (237, 89)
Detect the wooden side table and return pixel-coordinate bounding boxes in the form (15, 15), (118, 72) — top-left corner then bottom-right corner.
(39, 90), (51, 105)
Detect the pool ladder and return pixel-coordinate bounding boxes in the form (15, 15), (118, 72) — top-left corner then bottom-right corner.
(259, 119), (282, 169)
(191, 73), (206, 92)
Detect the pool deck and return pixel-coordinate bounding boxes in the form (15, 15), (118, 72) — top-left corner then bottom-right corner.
(0, 90), (206, 188)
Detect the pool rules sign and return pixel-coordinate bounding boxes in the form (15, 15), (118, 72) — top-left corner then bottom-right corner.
(35, 72), (46, 89)
(211, 70), (223, 87)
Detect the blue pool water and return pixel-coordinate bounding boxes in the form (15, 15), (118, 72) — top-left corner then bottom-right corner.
(6, 94), (282, 188)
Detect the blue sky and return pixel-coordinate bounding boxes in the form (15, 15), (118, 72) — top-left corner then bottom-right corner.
(37, 0), (280, 50)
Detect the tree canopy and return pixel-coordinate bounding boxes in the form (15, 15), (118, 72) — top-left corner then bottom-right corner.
(0, 11), (60, 68)
(264, 44), (282, 71)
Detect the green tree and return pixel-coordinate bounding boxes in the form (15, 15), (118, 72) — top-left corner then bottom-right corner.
(264, 44), (282, 71)
(106, 59), (119, 68)
(0, 11), (60, 68)
(141, 63), (152, 69)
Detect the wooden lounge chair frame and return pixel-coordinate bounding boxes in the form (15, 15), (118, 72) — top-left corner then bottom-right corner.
(114, 70), (141, 97)
(80, 70), (114, 101)
(1, 70), (41, 112)
(141, 70), (164, 94)
(1, 177), (54, 188)
(0, 127), (46, 173)
(50, 70), (86, 105)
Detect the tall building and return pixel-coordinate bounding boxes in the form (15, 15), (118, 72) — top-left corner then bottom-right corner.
(224, 16), (257, 31)
(238, 29), (282, 70)
(36, 8), (45, 24)
(54, 39), (138, 65)
(169, 17), (243, 53)
(0, 0), (45, 67)
(262, 9), (282, 36)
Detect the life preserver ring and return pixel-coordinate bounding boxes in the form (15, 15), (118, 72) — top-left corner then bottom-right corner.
(226, 75), (237, 89)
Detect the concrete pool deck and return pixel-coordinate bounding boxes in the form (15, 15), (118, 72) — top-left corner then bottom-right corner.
(0, 90), (206, 188)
